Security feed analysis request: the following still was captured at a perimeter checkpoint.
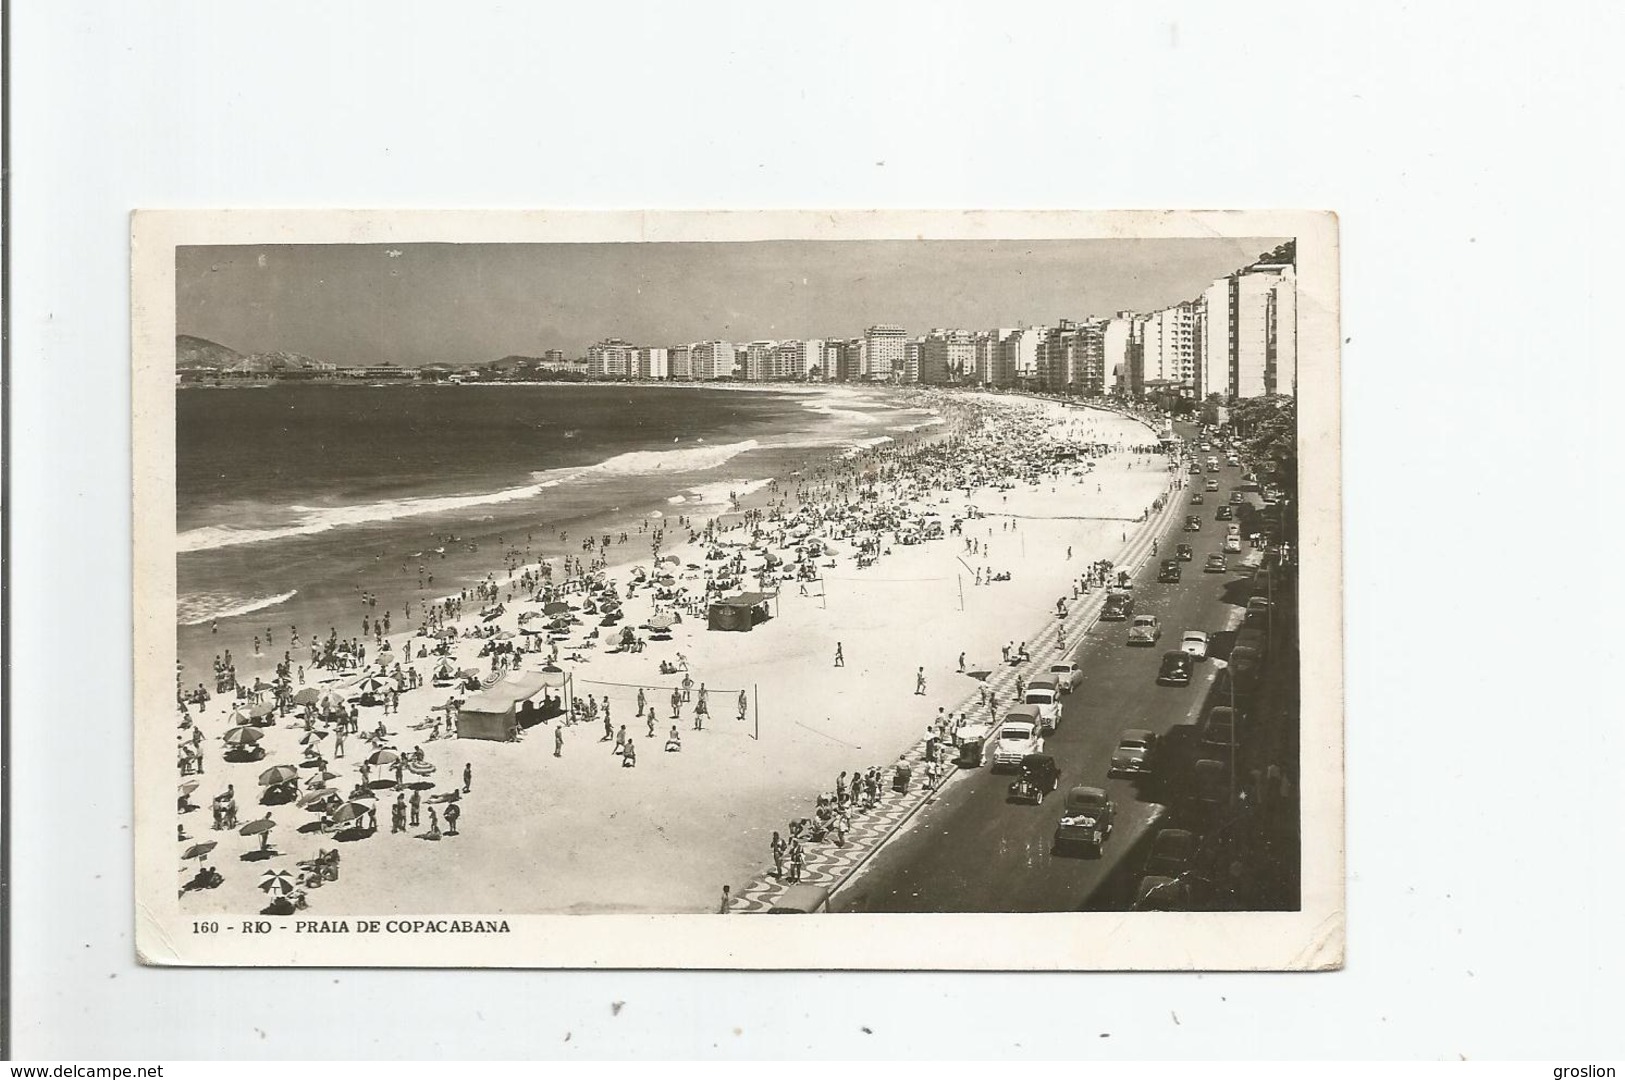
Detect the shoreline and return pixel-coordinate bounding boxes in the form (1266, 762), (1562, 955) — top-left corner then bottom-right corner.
(174, 395), (1171, 916)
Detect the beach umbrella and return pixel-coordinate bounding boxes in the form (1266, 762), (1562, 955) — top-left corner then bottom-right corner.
(257, 765), (300, 787)
(292, 687), (320, 706)
(239, 815), (277, 836)
(298, 757), (327, 770)
(646, 614), (675, 631)
(181, 841), (217, 861)
(227, 708), (253, 725)
(365, 749), (401, 767)
(329, 802), (371, 825)
(375, 654), (396, 670)
(223, 726), (264, 747)
(178, 780), (200, 796)
(248, 700), (277, 720)
(543, 601), (570, 616)
(258, 869), (296, 896)
(298, 788), (339, 809)
(316, 690), (348, 714)
(356, 675), (387, 695)
(347, 786), (378, 801)
(299, 730), (329, 745)
(317, 769), (341, 783)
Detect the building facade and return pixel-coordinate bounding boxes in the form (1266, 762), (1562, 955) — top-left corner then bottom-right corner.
(863, 325), (906, 381)
(586, 338), (637, 379)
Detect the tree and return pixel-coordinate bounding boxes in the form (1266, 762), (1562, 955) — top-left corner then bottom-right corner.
(1230, 395), (1297, 492)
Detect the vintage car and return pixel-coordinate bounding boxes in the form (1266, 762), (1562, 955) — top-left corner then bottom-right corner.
(1127, 614), (1163, 646)
(1053, 786), (1115, 855)
(953, 718), (993, 768)
(1109, 728), (1157, 777)
(1176, 543), (1194, 561)
(1023, 678), (1062, 732)
(1245, 596), (1272, 626)
(1190, 492), (1205, 505)
(1157, 650), (1195, 686)
(1204, 553), (1228, 574)
(1143, 828), (1199, 878)
(1228, 644), (1263, 687)
(1157, 558), (1182, 583)
(992, 713), (1043, 770)
(1204, 478), (1220, 492)
(1230, 490), (1245, 505)
(1180, 629), (1210, 660)
(1223, 535), (1242, 553)
(1101, 590), (1134, 621)
(1200, 705), (1239, 753)
(1048, 661), (1081, 694)
(1184, 514), (1203, 532)
(768, 884), (831, 914)
(1215, 504), (1234, 522)
(1007, 753), (1060, 804)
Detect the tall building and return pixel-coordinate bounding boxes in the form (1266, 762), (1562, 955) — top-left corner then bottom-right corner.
(972, 331), (1000, 386)
(902, 338), (923, 384)
(690, 340), (737, 380)
(836, 338), (868, 382)
(542, 349), (567, 365)
(773, 338), (824, 381)
(1232, 270), (1277, 398)
(743, 340), (780, 381)
(586, 338), (637, 379)
(668, 344), (693, 380)
(863, 325), (907, 381)
(918, 329), (974, 385)
(634, 346), (669, 380)
(1198, 278), (1230, 400)
(1267, 267), (1297, 398)
(999, 327), (1044, 386)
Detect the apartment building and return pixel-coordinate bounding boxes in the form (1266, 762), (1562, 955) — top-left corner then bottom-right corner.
(586, 338), (637, 379)
(863, 325), (907, 381)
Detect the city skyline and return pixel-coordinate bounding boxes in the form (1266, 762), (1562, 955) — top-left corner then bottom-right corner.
(176, 237), (1284, 367)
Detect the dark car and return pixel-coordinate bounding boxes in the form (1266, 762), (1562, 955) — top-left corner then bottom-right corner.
(1200, 705), (1239, 752)
(1109, 729), (1157, 777)
(1157, 558), (1182, 583)
(1101, 591), (1134, 621)
(1143, 828), (1199, 878)
(1184, 515), (1202, 532)
(1007, 753), (1060, 804)
(1157, 650), (1194, 686)
(1190, 492), (1205, 505)
(1053, 786), (1115, 855)
(1204, 553), (1228, 574)
(1230, 490), (1245, 505)
(1176, 543), (1194, 561)
(1215, 504), (1234, 522)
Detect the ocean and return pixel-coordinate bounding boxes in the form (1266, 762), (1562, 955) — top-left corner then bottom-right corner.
(175, 382), (940, 682)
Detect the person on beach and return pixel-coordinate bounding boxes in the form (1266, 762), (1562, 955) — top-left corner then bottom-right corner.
(333, 729), (345, 759)
(771, 832), (786, 878)
(833, 642), (844, 667)
(636, 687), (646, 717)
(666, 725), (682, 752)
(602, 714), (615, 743)
(425, 807), (441, 841)
(958, 652), (966, 673)
(915, 668), (926, 695)
(737, 690), (748, 723)
(444, 802), (460, 836)
(409, 788), (422, 827)
(646, 713), (656, 738)
(671, 689), (682, 720)
(614, 725), (627, 755)
(622, 739), (637, 768)
(554, 725), (564, 758)
(462, 763), (472, 793)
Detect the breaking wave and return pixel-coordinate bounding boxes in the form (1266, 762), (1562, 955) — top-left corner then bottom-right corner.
(178, 589), (299, 625)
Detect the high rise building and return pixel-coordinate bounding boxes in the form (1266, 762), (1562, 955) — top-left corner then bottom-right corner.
(586, 338), (637, 379)
(1267, 267), (1297, 398)
(635, 346), (669, 380)
(743, 340), (780, 381)
(999, 327), (1044, 386)
(919, 329), (974, 385)
(863, 325), (907, 381)
(668, 344), (693, 380)
(690, 340), (737, 380)
(1104, 314), (1134, 397)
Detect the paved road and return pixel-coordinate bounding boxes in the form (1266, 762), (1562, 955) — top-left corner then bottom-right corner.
(833, 442), (1260, 913)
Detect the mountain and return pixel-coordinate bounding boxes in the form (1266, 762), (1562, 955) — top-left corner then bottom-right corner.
(176, 334), (244, 369)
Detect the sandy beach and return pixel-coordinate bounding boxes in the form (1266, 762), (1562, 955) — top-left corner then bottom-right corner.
(174, 393), (1172, 916)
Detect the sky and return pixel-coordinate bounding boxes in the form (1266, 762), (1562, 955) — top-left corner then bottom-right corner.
(176, 237), (1283, 367)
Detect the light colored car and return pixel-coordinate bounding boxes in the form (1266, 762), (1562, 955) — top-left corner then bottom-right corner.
(1223, 535), (1242, 553)
(1048, 662), (1081, 693)
(1180, 630), (1210, 660)
(1023, 678), (1062, 733)
(1127, 614), (1162, 646)
(1110, 729), (1157, 777)
(992, 716), (1043, 770)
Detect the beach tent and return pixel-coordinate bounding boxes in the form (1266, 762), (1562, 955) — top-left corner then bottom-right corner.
(707, 591), (778, 632)
(456, 669), (568, 742)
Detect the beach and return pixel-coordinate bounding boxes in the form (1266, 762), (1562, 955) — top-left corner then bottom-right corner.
(174, 389), (1173, 916)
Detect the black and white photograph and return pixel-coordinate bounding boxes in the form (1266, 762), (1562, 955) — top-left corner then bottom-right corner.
(130, 209), (1343, 969)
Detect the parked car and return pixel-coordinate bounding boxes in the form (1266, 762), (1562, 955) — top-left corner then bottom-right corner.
(1053, 786), (1115, 855)
(1157, 650), (1195, 686)
(1109, 729), (1157, 777)
(1128, 614), (1163, 646)
(1204, 553), (1228, 574)
(1157, 558), (1182, 583)
(1048, 661), (1081, 693)
(1228, 645), (1263, 687)
(1176, 543), (1194, 561)
(953, 719), (993, 768)
(1180, 629), (1210, 660)
(992, 714), (1043, 770)
(1244, 596), (1272, 626)
(1143, 828), (1199, 878)
(1023, 678), (1061, 733)
(1200, 705), (1238, 752)
(1101, 590), (1134, 621)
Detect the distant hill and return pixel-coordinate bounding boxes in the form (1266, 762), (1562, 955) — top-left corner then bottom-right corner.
(176, 334), (244, 369)
(175, 335), (334, 372)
